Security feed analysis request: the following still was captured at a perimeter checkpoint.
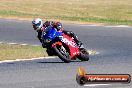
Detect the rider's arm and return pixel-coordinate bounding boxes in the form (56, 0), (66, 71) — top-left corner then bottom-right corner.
(44, 21), (54, 27)
(63, 30), (72, 35)
(37, 30), (42, 43)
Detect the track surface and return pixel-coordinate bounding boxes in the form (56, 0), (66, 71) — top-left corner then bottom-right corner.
(0, 19), (132, 88)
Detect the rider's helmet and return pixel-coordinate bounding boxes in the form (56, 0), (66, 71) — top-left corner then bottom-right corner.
(56, 22), (62, 31)
(32, 18), (43, 32)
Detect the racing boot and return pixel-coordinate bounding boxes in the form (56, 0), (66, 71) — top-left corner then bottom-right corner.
(70, 32), (83, 47)
(63, 30), (83, 47)
(74, 38), (82, 47)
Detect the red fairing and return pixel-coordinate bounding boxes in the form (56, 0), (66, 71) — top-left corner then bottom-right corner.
(62, 34), (80, 58)
(52, 42), (62, 47)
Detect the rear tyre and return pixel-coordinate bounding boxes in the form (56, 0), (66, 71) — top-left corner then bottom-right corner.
(52, 45), (71, 63)
(77, 49), (89, 61)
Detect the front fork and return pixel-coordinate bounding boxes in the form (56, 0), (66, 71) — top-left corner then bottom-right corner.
(46, 47), (55, 56)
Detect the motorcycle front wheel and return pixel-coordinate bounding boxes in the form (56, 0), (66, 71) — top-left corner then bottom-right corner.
(52, 45), (71, 63)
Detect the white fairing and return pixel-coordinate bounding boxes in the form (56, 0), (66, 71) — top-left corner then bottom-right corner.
(59, 36), (76, 47)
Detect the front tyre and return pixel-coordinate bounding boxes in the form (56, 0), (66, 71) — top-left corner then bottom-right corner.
(52, 45), (71, 63)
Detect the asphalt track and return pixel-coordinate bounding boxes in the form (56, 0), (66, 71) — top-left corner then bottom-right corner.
(0, 18), (132, 88)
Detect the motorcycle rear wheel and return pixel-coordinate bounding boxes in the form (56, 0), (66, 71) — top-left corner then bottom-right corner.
(77, 49), (89, 61)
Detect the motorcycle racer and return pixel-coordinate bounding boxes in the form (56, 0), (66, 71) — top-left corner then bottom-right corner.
(32, 18), (82, 48)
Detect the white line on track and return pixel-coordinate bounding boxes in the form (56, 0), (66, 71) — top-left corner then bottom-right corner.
(20, 44), (28, 46)
(84, 84), (110, 87)
(1, 42), (100, 55)
(8, 43), (17, 45)
(0, 50), (98, 64)
(105, 25), (131, 28)
(0, 42), (40, 46)
(0, 56), (56, 64)
(0, 42), (99, 64)
(79, 24), (132, 28)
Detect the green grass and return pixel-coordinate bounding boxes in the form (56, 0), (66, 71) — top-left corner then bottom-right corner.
(0, 43), (48, 61)
(0, 0), (132, 25)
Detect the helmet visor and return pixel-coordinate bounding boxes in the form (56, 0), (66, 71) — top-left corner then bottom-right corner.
(32, 21), (41, 30)
(33, 24), (37, 29)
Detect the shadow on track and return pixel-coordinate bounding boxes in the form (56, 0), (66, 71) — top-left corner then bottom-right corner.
(37, 60), (82, 64)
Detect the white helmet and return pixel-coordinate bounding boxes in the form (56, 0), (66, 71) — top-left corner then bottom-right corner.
(32, 18), (43, 31)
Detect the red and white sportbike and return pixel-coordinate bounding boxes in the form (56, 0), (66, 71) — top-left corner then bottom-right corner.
(41, 26), (89, 63)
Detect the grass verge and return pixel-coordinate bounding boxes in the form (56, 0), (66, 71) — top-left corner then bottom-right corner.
(0, 43), (48, 61)
(0, 0), (132, 25)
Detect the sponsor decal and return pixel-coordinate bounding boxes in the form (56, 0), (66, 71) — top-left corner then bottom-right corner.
(76, 67), (131, 86)
(59, 36), (76, 47)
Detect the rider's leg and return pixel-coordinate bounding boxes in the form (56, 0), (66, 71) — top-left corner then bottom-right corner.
(63, 30), (82, 47)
